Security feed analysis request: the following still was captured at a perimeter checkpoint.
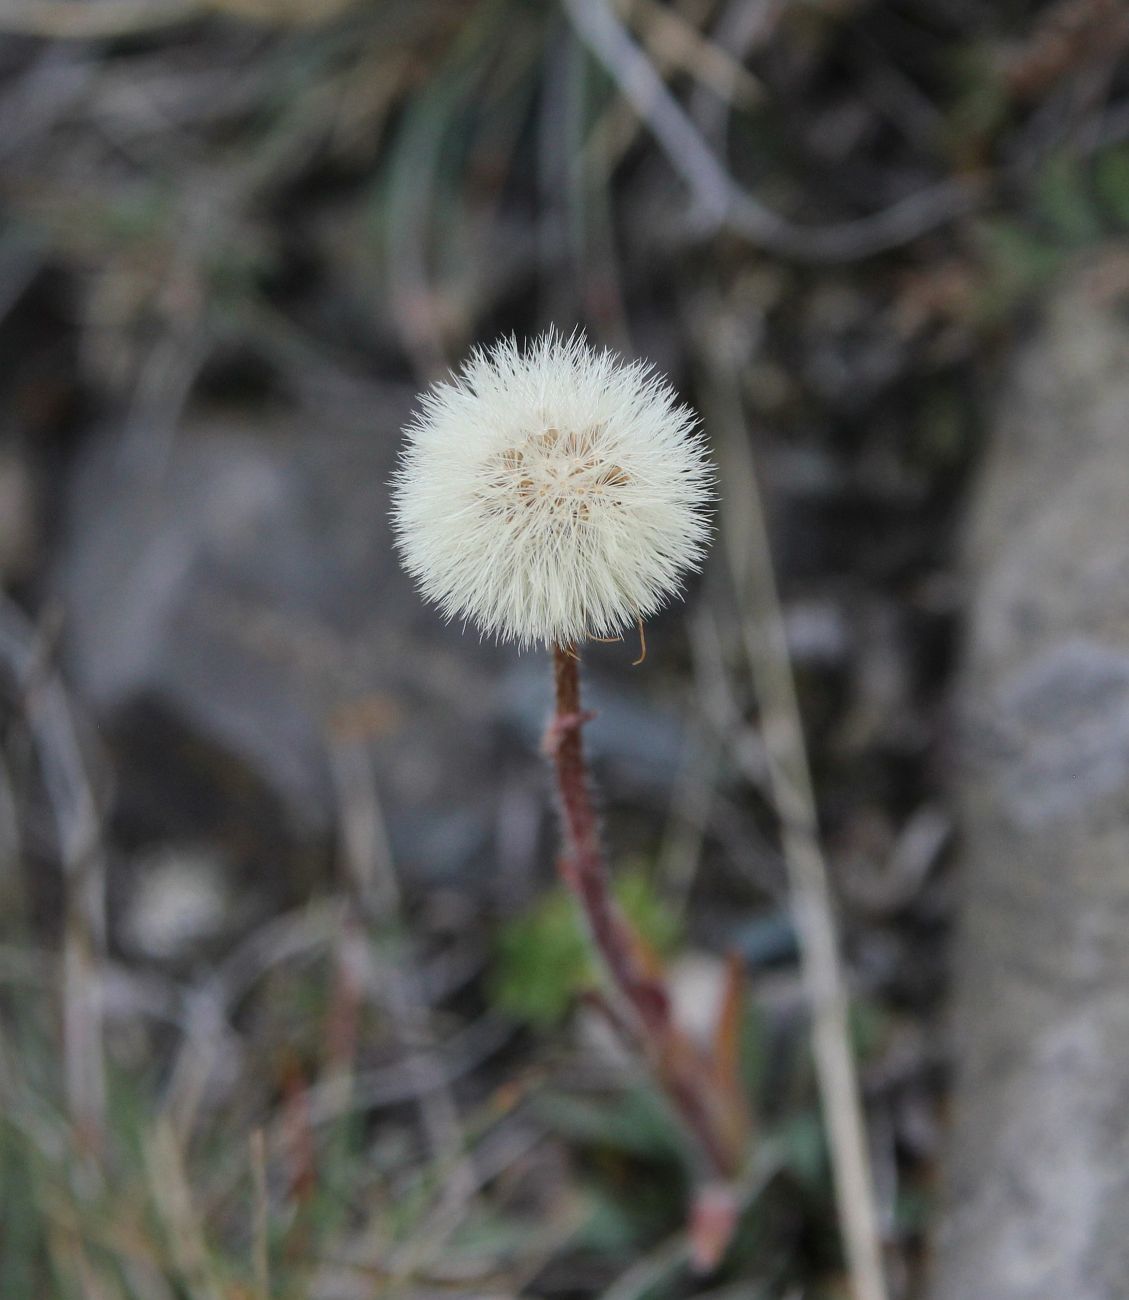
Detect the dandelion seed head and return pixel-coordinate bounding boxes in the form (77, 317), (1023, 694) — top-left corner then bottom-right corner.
(391, 331), (714, 649)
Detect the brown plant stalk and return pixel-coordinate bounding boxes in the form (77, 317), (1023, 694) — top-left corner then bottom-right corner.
(547, 645), (750, 1239)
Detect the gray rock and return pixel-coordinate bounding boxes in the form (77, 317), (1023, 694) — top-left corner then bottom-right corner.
(931, 257), (1129, 1300)
(56, 401), (701, 898)
(55, 405), (514, 888)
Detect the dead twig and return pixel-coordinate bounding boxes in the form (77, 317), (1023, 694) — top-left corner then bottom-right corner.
(562, 0), (981, 262)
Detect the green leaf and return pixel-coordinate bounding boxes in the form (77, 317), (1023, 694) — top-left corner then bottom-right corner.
(1034, 152), (1103, 245)
(1095, 146), (1129, 227)
(490, 869), (681, 1027)
(973, 218), (1064, 323)
(536, 1086), (688, 1163)
(569, 1181), (680, 1258)
(776, 1111), (829, 1195)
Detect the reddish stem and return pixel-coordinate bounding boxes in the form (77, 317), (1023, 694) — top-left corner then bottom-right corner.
(549, 645), (745, 1181)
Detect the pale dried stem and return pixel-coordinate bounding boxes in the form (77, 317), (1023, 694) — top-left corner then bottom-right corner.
(710, 358), (888, 1300)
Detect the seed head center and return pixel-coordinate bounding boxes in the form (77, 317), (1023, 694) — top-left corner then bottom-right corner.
(482, 425), (631, 523)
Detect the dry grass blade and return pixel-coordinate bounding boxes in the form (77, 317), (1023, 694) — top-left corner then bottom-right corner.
(699, 336), (889, 1300)
(250, 1128), (269, 1300)
(0, 596), (106, 1152)
(629, 0), (764, 110)
(144, 1120), (225, 1300)
(0, 0), (200, 38)
(161, 899), (345, 1140)
(0, 747), (24, 918)
(656, 716), (719, 914)
(327, 729), (477, 1280)
(0, 0), (361, 36)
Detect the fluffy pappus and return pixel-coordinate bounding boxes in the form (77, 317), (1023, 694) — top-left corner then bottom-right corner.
(390, 332), (714, 649)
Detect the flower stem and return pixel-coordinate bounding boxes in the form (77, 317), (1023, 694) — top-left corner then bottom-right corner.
(548, 645), (746, 1184)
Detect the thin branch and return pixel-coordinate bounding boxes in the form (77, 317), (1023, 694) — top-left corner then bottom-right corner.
(562, 0), (981, 262)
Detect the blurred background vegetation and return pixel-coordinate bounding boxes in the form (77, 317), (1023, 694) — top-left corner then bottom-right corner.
(0, 0), (1127, 1295)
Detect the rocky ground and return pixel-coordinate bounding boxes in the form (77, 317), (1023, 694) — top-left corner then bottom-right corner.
(0, 2), (1127, 1296)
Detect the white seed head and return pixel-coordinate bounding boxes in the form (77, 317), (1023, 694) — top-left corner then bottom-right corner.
(391, 332), (714, 649)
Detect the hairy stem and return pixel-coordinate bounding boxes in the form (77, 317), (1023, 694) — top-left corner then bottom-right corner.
(549, 645), (744, 1181)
